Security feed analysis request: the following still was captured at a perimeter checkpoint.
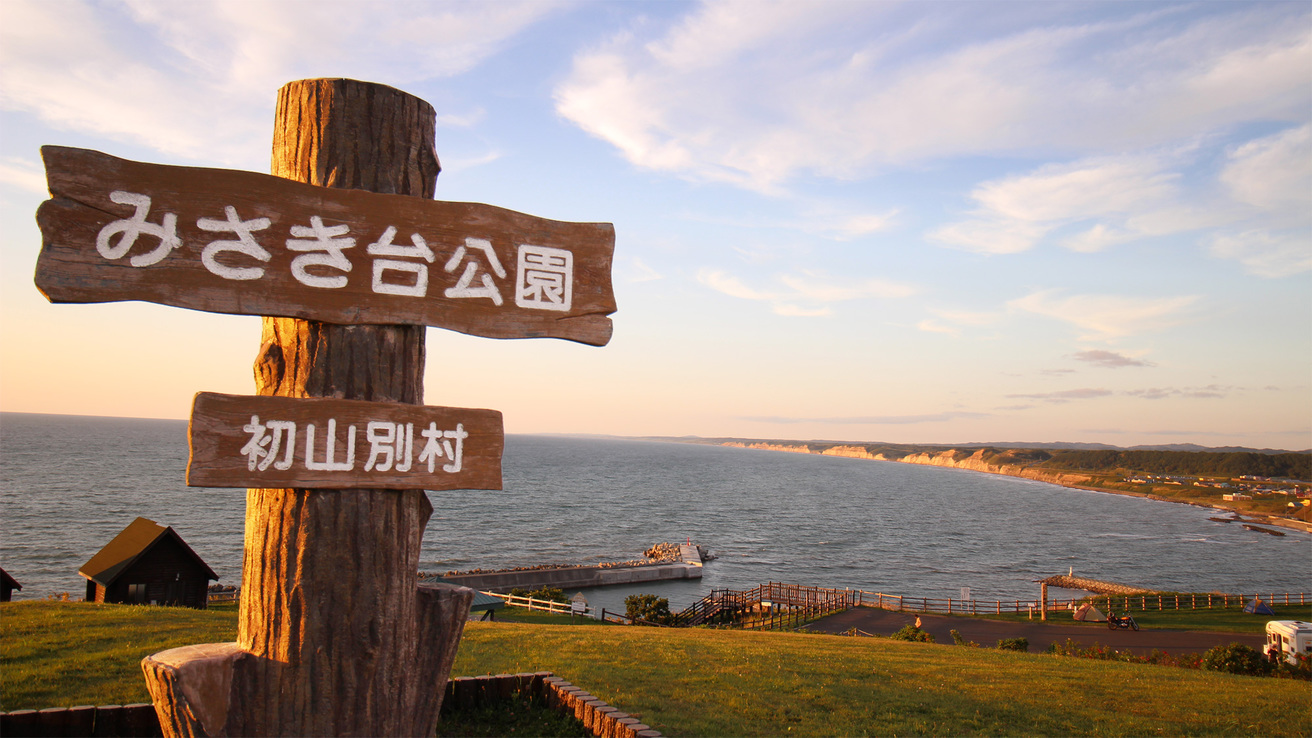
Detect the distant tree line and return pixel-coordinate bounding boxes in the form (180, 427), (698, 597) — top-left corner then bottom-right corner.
(1037, 450), (1312, 479)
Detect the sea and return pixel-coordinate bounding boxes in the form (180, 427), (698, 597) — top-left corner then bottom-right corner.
(2, 412), (1308, 616)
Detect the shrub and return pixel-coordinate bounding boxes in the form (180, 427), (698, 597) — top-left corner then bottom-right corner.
(1201, 643), (1272, 676)
(1274, 653), (1312, 681)
(996, 637), (1029, 652)
(529, 587), (568, 604)
(624, 594), (672, 624)
(950, 629), (978, 647)
(889, 625), (935, 643)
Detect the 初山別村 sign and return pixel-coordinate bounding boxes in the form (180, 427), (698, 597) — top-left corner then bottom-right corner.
(187, 392), (503, 490)
(35, 146), (615, 346)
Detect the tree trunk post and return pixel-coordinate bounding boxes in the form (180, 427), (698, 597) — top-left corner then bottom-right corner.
(143, 78), (473, 737)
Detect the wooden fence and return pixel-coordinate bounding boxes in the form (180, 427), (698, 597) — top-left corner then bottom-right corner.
(664, 582), (1311, 625)
(481, 591), (592, 616)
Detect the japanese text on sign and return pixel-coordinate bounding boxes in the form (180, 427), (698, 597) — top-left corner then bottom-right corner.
(98, 191), (573, 310)
(242, 416), (469, 475)
(186, 392), (503, 491)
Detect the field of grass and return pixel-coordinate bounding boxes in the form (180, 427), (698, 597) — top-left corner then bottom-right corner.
(0, 601), (239, 710)
(4, 600), (1309, 736)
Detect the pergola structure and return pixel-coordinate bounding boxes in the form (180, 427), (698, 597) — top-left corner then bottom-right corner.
(1035, 574), (1156, 620)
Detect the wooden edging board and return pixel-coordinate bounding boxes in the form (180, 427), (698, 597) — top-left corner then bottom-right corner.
(35, 146), (615, 346)
(187, 392), (503, 490)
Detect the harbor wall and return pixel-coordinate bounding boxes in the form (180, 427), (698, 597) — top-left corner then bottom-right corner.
(440, 562), (702, 593)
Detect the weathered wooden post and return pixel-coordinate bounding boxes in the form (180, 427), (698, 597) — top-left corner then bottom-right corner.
(35, 75), (615, 738)
(228, 78), (460, 737)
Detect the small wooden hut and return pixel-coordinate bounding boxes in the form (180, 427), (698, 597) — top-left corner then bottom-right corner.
(0, 567), (20, 601)
(79, 517), (217, 609)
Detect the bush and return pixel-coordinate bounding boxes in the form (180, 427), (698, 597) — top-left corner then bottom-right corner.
(510, 587), (567, 604)
(1201, 643), (1272, 676)
(996, 637), (1029, 652)
(624, 594), (671, 624)
(950, 629), (978, 647)
(889, 625), (935, 643)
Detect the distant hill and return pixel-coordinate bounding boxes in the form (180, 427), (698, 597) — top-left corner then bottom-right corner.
(647, 436), (1311, 480)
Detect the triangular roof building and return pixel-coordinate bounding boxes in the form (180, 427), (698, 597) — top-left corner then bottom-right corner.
(80, 517), (217, 609)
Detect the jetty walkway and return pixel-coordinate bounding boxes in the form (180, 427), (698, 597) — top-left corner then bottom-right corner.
(438, 544), (705, 593)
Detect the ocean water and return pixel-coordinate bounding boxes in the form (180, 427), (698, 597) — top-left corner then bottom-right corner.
(2, 412), (1308, 615)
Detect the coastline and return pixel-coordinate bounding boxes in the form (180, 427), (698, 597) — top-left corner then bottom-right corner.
(720, 441), (1312, 535)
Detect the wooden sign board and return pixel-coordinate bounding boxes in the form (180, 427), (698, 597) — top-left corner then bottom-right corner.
(187, 392), (503, 490)
(35, 146), (615, 346)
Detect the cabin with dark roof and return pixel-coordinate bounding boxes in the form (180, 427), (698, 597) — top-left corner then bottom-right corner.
(1, 567), (20, 601)
(79, 517), (217, 609)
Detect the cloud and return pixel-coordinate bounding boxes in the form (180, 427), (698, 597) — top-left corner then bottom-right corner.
(1205, 124), (1312, 277)
(1009, 289), (1199, 341)
(1220, 123), (1311, 218)
(1006, 388), (1113, 403)
(0, 0), (562, 164)
(1072, 350), (1153, 369)
(620, 256), (662, 284)
(917, 307), (1001, 338)
(698, 267), (915, 317)
(1125, 385), (1233, 400)
(741, 411), (989, 425)
(1209, 230), (1312, 278)
(0, 156), (47, 194)
(930, 153), (1200, 254)
(555, 3), (1311, 191)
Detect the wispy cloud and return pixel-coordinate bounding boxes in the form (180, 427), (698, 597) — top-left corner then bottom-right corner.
(0, 156), (46, 194)
(1125, 385), (1233, 400)
(555, 3), (1310, 191)
(916, 308), (1001, 337)
(1072, 350), (1154, 369)
(741, 411), (989, 425)
(0, 0), (563, 165)
(1006, 388), (1113, 403)
(698, 267), (916, 317)
(1009, 289), (1199, 341)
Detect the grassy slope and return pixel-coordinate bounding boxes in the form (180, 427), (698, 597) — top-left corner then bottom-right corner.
(4, 601), (1309, 736)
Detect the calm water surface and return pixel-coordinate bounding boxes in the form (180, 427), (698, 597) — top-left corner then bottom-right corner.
(3, 413), (1307, 614)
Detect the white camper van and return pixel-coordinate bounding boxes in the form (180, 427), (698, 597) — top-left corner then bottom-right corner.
(1264, 620), (1312, 665)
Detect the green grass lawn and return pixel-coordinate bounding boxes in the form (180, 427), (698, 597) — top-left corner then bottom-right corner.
(4, 600), (1308, 736)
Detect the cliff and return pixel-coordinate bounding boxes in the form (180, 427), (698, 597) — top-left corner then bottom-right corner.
(726, 442), (1094, 487)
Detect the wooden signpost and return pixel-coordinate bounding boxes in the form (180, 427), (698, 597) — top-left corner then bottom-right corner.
(35, 78), (614, 737)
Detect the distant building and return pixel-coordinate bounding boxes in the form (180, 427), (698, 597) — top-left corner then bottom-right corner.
(1223, 493), (1252, 502)
(79, 517), (217, 609)
(0, 568), (20, 602)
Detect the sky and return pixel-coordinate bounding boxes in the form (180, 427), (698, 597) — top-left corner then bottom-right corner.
(0, 0), (1309, 450)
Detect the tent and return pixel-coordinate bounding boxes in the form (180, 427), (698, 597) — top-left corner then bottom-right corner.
(1073, 602), (1107, 622)
(1243, 599), (1275, 615)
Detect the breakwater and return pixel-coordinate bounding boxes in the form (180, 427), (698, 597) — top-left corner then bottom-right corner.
(435, 544), (705, 593)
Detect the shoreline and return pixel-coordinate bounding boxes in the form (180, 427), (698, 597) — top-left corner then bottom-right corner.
(720, 441), (1312, 535)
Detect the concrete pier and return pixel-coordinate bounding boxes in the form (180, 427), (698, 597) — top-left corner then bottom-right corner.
(439, 555), (703, 594)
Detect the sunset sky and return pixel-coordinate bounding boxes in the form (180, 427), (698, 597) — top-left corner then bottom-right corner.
(1, 1), (1308, 449)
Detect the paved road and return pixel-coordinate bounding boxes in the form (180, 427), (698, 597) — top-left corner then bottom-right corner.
(803, 608), (1264, 655)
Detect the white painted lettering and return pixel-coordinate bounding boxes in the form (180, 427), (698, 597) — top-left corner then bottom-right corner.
(305, 418), (356, 471)
(443, 238), (505, 305)
(515, 244), (573, 311)
(95, 191), (182, 267)
(286, 216), (354, 288)
(197, 206), (272, 280)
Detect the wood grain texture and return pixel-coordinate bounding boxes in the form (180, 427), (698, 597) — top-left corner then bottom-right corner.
(234, 79), (469, 737)
(34, 144), (616, 345)
(186, 392), (503, 490)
